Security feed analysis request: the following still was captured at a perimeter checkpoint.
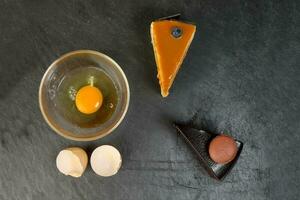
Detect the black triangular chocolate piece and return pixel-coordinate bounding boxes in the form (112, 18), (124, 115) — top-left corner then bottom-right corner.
(174, 123), (243, 180)
(156, 14), (196, 26)
(157, 13), (181, 21)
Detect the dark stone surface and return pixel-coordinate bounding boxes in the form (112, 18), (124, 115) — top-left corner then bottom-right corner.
(0, 0), (299, 199)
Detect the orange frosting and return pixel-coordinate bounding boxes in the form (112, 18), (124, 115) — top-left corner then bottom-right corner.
(151, 20), (196, 97)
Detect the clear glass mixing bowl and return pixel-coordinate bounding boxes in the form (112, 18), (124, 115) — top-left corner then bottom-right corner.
(39, 50), (130, 141)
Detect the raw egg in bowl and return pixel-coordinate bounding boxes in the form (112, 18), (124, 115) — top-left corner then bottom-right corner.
(39, 50), (130, 141)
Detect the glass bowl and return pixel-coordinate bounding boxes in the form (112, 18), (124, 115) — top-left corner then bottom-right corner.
(39, 50), (130, 141)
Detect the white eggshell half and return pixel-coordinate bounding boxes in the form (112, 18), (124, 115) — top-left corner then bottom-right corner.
(56, 147), (88, 178)
(90, 145), (122, 177)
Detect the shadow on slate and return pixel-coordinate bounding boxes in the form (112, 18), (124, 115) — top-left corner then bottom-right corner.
(174, 123), (243, 181)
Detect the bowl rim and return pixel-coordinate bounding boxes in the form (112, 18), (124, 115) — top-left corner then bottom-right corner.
(39, 50), (130, 141)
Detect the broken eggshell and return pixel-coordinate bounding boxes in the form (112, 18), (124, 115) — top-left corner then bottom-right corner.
(90, 145), (122, 177)
(56, 147), (88, 178)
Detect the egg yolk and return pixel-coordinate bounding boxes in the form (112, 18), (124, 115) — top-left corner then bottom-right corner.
(75, 85), (103, 114)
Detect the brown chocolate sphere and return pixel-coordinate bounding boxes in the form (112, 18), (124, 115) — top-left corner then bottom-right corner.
(209, 134), (238, 164)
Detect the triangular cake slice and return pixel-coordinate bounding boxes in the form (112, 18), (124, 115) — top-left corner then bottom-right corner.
(150, 20), (196, 97)
(173, 123), (243, 180)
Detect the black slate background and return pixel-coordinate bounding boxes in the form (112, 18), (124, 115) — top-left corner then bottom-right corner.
(0, 0), (299, 200)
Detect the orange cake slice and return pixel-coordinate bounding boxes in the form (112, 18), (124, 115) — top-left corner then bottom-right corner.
(150, 20), (196, 97)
